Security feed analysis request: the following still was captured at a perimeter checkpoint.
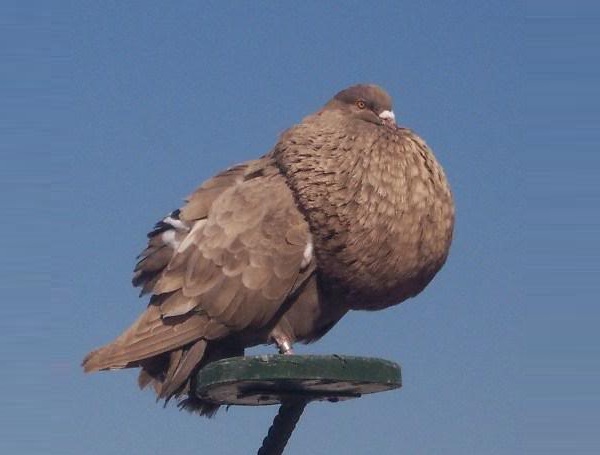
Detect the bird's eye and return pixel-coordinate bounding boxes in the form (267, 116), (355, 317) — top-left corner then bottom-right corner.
(355, 100), (366, 109)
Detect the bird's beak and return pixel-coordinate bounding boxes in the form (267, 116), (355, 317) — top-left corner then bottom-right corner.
(379, 110), (396, 127)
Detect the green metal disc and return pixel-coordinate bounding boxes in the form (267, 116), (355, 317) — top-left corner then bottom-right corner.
(194, 355), (401, 406)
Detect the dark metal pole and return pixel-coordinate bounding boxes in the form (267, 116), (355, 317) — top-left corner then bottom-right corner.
(257, 400), (308, 455)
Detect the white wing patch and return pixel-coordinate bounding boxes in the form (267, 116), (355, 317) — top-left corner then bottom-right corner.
(163, 216), (188, 231)
(301, 237), (313, 269)
(156, 212), (192, 251)
(161, 230), (179, 249)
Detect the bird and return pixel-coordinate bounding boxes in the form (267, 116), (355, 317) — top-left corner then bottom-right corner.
(82, 84), (454, 416)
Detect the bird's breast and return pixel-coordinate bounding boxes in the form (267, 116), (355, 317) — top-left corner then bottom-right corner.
(274, 123), (455, 310)
(316, 172), (454, 310)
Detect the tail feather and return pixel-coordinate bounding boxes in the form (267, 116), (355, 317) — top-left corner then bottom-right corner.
(176, 341), (245, 417)
(159, 339), (207, 398)
(177, 395), (221, 418)
(137, 354), (169, 393)
(82, 304), (208, 372)
(82, 303), (242, 418)
(132, 339), (243, 417)
(160, 349), (184, 392)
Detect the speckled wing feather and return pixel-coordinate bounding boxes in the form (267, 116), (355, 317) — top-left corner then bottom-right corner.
(82, 158), (314, 402)
(132, 161), (259, 296)
(154, 162), (313, 332)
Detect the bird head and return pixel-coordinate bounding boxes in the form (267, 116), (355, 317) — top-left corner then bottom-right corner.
(328, 84), (397, 128)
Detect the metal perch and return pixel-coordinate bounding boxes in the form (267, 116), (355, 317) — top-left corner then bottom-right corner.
(194, 355), (402, 454)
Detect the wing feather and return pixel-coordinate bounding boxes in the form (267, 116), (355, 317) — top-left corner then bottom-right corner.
(82, 304), (209, 372)
(84, 158), (314, 382)
(152, 170), (312, 332)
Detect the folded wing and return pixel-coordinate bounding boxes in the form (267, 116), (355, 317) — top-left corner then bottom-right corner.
(82, 159), (314, 405)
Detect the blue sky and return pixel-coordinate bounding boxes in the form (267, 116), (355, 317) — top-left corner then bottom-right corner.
(3, 1), (597, 454)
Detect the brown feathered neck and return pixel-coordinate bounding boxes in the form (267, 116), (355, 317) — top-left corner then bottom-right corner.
(272, 109), (419, 228)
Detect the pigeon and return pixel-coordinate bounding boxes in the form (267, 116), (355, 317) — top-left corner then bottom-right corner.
(82, 84), (454, 416)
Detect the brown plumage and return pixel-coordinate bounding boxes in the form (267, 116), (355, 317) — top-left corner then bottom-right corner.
(82, 84), (454, 416)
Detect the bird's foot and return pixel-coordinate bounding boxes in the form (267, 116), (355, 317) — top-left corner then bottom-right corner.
(276, 338), (294, 355)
